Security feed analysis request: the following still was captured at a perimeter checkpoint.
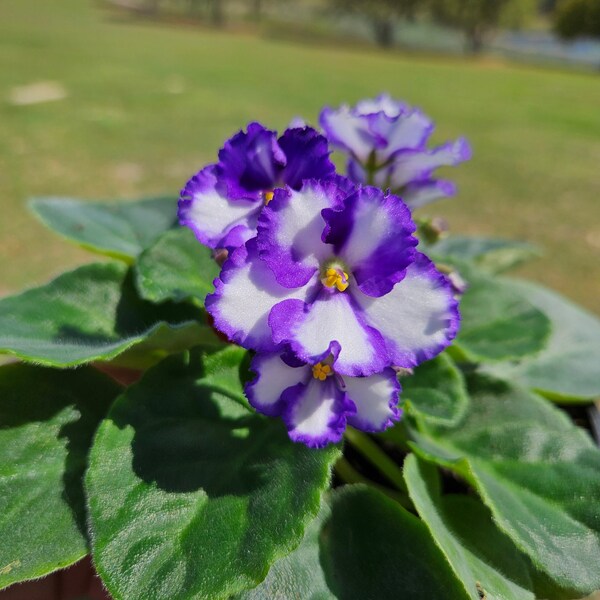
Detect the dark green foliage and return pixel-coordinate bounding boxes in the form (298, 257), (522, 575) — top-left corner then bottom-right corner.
(554, 0), (600, 40)
(86, 351), (340, 600)
(449, 260), (551, 362)
(320, 486), (468, 599)
(135, 227), (220, 304)
(398, 353), (469, 425)
(237, 485), (475, 600)
(430, 0), (512, 52)
(0, 365), (120, 590)
(328, 0), (423, 47)
(483, 278), (600, 402)
(405, 456), (537, 600)
(2, 178), (599, 598)
(405, 371), (600, 598)
(0, 262), (221, 368)
(29, 197), (177, 262)
(233, 503), (335, 600)
(431, 234), (540, 274)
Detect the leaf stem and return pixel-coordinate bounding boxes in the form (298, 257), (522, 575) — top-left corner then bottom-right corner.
(344, 428), (408, 493)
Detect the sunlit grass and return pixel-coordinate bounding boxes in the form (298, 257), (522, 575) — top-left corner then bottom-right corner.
(1, 0), (599, 311)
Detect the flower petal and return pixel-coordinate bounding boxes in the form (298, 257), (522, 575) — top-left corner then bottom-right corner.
(217, 122), (285, 198)
(179, 165), (261, 249)
(269, 290), (388, 377)
(347, 157), (367, 184)
(387, 138), (472, 189)
(320, 105), (381, 163)
(287, 116), (307, 129)
(321, 98), (434, 165)
(344, 369), (402, 433)
(401, 180), (457, 210)
(245, 352), (310, 416)
(372, 108), (434, 160)
(257, 180), (346, 288)
(282, 378), (354, 448)
(354, 253), (460, 368)
(355, 94), (406, 118)
(277, 126), (335, 189)
(323, 187), (417, 297)
(206, 239), (311, 352)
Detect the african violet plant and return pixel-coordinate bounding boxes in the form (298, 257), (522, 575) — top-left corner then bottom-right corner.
(1, 94), (600, 600)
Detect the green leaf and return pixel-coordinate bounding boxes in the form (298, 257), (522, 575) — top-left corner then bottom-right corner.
(432, 235), (540, 274)
(0, 364), (120, 590)
(192, 345), (252, 409)
(399, 353), (469, 425)
(0, 262), (221, 368)
(234, 502), (335, 600)
(404, 454), (536, 600)
(450, 261), (551, 362)
(483, 279), (600, 402)
(86, 351), (340, 600)
(240, 484), (476, 600)
(135, 227), (220, 304)
(406, 372), (600, 598)
(29, 196), (177, 262)
(319, 485), (467, 600)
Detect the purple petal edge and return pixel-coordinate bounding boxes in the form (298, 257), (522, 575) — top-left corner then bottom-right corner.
(217, 122), (285, 199)
(345, 368), (403, 433)
(205, 240), (280, 352)
(278, 126), (336, 189)
(387, 253), (461, 368)
(281, 380), (353, 448)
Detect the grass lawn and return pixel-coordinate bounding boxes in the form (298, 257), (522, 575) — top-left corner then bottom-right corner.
(1, 0), (600, 312)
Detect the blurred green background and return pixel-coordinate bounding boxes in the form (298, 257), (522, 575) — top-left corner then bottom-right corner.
(1, 0), (599, 312)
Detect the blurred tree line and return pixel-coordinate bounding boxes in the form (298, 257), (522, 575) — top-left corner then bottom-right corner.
(140, 0), (231, 25)
(429, 0), (513, 53)
(327, 0), (420, 48)
(327, 0), (539, 53)
(554, 0), (600, 41)
(128, 0), (598, 51)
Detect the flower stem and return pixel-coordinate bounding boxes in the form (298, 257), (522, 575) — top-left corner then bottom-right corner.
(335, 456), (413, 510)
(335, 456), (369, 485)
(365, 151), (377, 185)
(344, 428), (408, 493)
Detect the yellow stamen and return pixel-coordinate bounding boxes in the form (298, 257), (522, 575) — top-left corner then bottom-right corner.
(312, 362), (332, 381)
(323, 268), (349, 292)
(264, 191), (275, 205)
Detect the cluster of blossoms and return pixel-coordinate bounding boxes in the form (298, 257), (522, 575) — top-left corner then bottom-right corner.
(179, 94), (470, 447)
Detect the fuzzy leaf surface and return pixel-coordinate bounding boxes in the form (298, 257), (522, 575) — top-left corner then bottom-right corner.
(0, 262), (220, 367)
(406, 372), (600, 598)
(29, 196), (177, 261)
(86, 351), (340, 600)
(432, 235), (540, 274)
(483, 278), (600, 402)
(234, 503), (335, 600)
(135, 227), (220, 304)
(0, 364), (120, 590)
(398, 353), (469, 425)
(450, 260), (551, 362)
(405, 454), (536, 600)
(319, 485), (467, 600)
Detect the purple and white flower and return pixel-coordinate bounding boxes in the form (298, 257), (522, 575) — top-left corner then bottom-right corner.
(178, 122), (335, 249)
(245, 342), (402, 448)
(320, 94), (471, 209)
(206, 179), (459, 377)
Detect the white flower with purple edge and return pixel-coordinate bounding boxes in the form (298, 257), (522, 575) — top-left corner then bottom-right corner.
(245, 342), (402, 448)
(320, 93), (472, 209)
(206, 179), (460, 379)
(178, 122), (335, 250)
